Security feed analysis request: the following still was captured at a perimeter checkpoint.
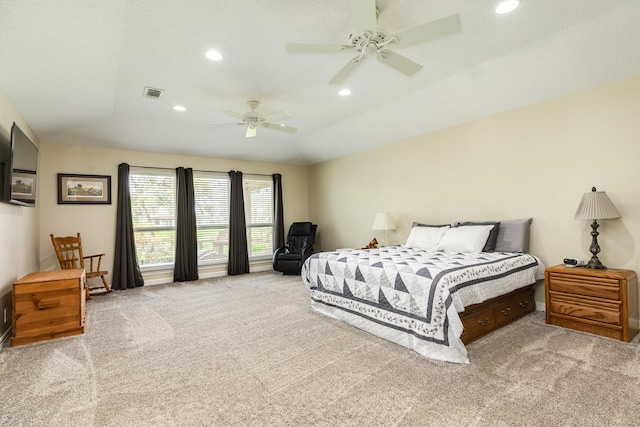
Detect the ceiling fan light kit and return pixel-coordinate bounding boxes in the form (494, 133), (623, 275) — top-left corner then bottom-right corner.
(285, 0), (463, 84)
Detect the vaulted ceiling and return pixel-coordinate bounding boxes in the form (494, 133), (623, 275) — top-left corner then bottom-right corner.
(1, 0), (639, 165)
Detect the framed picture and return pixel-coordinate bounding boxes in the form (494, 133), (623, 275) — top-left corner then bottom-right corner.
(57, 173), (111, 205)
(12, 169), (37, 202)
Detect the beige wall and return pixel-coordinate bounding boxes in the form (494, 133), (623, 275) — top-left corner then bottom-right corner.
(38, 142), (310, 285)
(0, 89), (40, 341)
(309, 75), (640, 309)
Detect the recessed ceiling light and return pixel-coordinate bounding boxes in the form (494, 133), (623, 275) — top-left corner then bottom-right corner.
(205, 50), (223, 61)
(496, 0), (520, 14)
(339, 88), (351, 96)
(173, 105), (186, 111)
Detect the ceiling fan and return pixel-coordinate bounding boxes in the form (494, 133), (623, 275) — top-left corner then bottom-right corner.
(206, 101), (297, 138)
(285, 0), (462, 84)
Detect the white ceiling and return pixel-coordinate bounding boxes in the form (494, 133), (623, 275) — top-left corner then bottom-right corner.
(1, 0), (639, 166)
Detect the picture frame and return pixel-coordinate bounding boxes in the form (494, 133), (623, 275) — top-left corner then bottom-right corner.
(11, 169), (37, 202)
(57, 173), (111, 205)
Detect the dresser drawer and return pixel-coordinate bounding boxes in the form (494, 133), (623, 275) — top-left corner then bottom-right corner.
(460, 307), (495, 343)
(14, 287), (81, 336)
(494, 292), (535, 327)
(548, 273), (620, 300)
(14, 287), (79, 314)
(548, 292), (621, 325)
(14, 313), (81, 338)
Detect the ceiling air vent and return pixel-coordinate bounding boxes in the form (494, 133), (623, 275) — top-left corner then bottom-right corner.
(143, 87), (164, 99)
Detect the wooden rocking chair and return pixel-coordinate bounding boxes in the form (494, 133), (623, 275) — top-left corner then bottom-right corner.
(50, 233), (112, 297)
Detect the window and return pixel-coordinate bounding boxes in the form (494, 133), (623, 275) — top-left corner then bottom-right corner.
(130, 168), (273, 268)
(243, 176), (273, 259)
(193, 172), (230, 264)
(130, 168), (176, 268)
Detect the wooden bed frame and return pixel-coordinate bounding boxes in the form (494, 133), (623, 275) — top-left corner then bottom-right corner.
(459, 285), (536, 344)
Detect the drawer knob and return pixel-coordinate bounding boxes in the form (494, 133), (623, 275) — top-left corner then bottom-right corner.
(519, 300), (529, 308)
(478, 317), (491, 327)
(501, 307), (512, 316)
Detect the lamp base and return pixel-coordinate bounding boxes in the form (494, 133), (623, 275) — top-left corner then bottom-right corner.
(585, 219), (606, 269)
(585, 256), (606, 270)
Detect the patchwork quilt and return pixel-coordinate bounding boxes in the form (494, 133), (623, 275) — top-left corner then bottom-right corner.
(301, 246), (544, 363)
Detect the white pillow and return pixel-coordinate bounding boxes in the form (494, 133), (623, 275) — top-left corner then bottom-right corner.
(405, 226), (450, 251)
(438, 225), (493, 253)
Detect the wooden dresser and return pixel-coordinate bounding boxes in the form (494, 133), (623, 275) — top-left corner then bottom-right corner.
(11, 269), (86, 346)
(545, 265), (639, 342)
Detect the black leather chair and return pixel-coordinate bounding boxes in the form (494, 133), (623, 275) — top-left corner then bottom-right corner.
(273, 222), (317, 275)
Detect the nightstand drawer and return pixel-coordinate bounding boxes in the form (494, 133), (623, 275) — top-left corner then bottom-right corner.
(549, 292), (621, 325)
(548, 273), (620, 300)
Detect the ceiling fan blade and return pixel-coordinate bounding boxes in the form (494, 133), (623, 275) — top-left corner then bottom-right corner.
(286, 43), (348, 53)
(262, 110), (290, 122)
(376, 50), (422, 76)
(245, 127), (257, 138)
(390, 13), (462, 47)
(221, 110), (245, 120)
(205, 122), (244, 128)
(262, 123), (297, 133)
(329, 55), (364, 85)
(351, 0), (377, 35)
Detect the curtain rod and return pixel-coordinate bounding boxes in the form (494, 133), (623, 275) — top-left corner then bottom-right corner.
(128, 164), (274, 177)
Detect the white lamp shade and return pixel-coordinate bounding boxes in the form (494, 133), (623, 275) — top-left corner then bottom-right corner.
(574, 188), (620, 220)
(372, 212), (396, 231)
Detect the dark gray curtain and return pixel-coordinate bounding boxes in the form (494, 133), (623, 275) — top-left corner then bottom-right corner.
(273, 173), (284, 250)
(174, 167), (199, 282)
(228, 170), (249, 275)
(112, 163), (144, 290)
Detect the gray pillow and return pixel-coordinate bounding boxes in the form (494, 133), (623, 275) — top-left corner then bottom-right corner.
(494, 218), (533, 253)
(412, 222), (450, 228)
(454, 221), (500, 252)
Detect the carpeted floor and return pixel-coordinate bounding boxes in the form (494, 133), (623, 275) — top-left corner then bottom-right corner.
(1, 271), (640, 426)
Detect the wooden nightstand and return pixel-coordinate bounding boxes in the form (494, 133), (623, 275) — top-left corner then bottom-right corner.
(545, 265), (639, 342)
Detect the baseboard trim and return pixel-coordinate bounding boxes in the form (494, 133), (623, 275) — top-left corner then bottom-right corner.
(143, 263), (275, 287)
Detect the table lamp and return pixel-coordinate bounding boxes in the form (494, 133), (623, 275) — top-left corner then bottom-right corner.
(372, 212), (396, 247)
(574, 187), (620, 269)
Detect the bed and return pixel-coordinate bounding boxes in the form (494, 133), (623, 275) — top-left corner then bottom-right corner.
(301, 219), (545, 364)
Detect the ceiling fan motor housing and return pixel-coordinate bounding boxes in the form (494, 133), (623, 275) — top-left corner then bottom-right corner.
(244, 101), (264, 128)
(351, 30), (395, 54)
(244, 115), (263, 128)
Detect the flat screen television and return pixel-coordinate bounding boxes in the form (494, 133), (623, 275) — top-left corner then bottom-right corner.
(0, 122), (39, 207)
